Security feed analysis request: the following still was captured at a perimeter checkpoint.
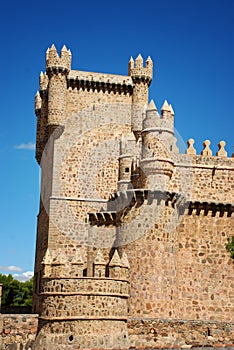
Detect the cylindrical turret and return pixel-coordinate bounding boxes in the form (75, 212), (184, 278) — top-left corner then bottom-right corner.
(140, 100), (174, 191)
(46, 44), (71, 129)
(118, 136), (134, 191)
(129, 54), (153, 135)
(33, 248), (130, 350)
(118, 155), (133, 191)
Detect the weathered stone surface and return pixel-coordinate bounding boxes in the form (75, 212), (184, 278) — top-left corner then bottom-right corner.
(0, 314), (38, 350)
(31, 45), (234, 349)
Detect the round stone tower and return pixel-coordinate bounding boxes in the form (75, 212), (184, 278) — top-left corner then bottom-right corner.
(128, 54), (153, 136)
(46, 44), (71, 130)
(33, 248), (130, 350)
(140, 99), (175, 191)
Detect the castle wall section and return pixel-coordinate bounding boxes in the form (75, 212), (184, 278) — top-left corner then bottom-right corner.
(118, 210), (233, 321)
(127, 319), (234, 348)
(175, 212), (233, 321)
(0, 314), (38, 350)
(170, 154), (234, 202)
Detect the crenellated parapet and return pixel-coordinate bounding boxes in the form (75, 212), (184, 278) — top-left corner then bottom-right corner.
(142, 99), (178, 152)
(88, 190), (188, 227)
(143, 99), (175, 130)
(68, 70), (133, 95)
(188, 200), (234, 216)
(186, 138), (232, 158)
(88, 190), (234, 231)
(40, 247), (130, 281)
(46, 44), (71, 75)
(128, 54), (153, 84)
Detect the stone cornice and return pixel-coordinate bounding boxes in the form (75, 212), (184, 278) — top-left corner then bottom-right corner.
(67, 70), (133, 94)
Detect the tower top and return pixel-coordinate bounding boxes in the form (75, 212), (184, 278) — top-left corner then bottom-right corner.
(128, 54), (153, 84)
(46, 43), (72, 74)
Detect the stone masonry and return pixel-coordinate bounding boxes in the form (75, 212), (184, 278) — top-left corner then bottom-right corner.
(30, 45), (234, 349)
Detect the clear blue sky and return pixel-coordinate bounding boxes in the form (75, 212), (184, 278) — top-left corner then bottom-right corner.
(0, 0), (233, 281)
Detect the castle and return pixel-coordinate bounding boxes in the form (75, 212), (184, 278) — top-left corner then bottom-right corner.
(30, 45), (234, 349)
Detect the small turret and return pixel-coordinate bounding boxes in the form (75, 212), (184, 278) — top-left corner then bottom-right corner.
(129, 54), (153, 135)
(141, 98), (175, 191)
(118, 136), (134, 191)
(46, 44), (71, 128)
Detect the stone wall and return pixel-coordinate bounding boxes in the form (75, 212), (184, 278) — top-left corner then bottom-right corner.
(128, 318), (234, 348)
(171, 153), (234, 202)
(0, 314), (38, 350)
(119, 200), (233, 321)
(1, 315), (233, 349)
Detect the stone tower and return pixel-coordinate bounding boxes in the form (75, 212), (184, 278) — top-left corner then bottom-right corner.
(33, 45), (234, 349)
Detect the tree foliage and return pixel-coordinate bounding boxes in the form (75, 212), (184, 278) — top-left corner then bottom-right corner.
(0, 273), (33, 306)
(226, 236), (234, 260)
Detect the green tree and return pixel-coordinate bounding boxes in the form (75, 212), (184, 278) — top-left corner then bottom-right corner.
(0, 273), (33, 307)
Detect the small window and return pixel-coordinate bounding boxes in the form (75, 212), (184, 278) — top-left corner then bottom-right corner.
(125, 167), (130, 173)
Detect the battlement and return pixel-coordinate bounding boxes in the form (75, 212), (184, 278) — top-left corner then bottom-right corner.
(89, 189), (234, 228)
(41, 247), (129, 280)
(68, 69), (133, 94)
(186, 138), (234, 158)
(128, 54), (153, 84)
(143, 99), (175, 130)
(46, 44), (72, 74)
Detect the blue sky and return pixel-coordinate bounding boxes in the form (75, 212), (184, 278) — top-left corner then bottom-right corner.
(0, 0), (233, 281)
